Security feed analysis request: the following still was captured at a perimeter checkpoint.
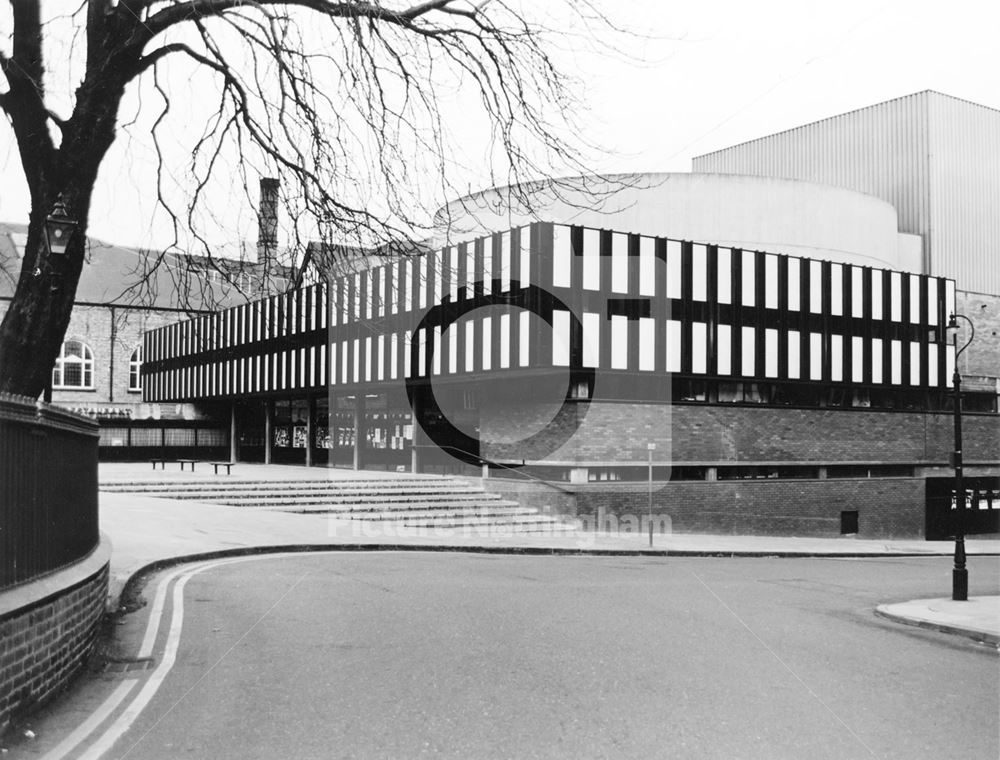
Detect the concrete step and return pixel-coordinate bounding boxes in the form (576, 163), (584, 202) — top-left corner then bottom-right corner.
(269, 499), (524, 513)
(109, 485), (488, 500)
(100, 473), (576, 534)
(100, 477), (463, 493)
(396, 514), (569, 528)
(326, 507), (538, 520)
(212, 493), (509, 508)
(390, 516), (573, 534)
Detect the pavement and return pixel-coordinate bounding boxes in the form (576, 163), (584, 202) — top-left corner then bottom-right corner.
(97, 461), (1000, 647)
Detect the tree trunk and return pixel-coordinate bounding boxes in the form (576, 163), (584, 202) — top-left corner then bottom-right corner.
(0, 193), (95, 398)
(0, 81), (126, 398)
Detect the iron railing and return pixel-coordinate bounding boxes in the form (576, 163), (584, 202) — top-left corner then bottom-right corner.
(0, 393), (99, 590)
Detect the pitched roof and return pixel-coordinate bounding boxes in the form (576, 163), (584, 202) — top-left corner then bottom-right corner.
(0, 222), (293, 311)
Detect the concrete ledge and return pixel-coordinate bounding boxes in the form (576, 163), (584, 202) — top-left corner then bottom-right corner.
(875, 596), (1000, 648)
(115, 542), (1000, 610)
(0, 536), (111, 620)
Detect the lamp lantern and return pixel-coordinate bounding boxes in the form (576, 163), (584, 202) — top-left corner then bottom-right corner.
(44, 198), (77, 256)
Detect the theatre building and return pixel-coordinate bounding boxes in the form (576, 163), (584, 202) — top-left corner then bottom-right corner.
(140, 92), (1000, 539)
(141, 219), (999, 539)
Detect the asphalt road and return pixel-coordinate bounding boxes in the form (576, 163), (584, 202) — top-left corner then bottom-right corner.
(10, 553), (1000, 759)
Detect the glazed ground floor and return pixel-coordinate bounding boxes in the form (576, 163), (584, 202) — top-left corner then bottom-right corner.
(98, 381), (1000, 540)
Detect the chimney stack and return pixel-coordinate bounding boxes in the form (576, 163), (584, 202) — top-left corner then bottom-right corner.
(257, 177), (279, 260)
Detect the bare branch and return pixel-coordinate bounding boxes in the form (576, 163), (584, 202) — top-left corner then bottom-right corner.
(1, 0), (633, 395)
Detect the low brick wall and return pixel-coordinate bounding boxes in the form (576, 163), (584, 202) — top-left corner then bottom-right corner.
(481, 400), (1000, 465)
(0, 541), (110, 733)
(574, 478), (927, 539)
(490, 477), (927, 539)
(483, 477), (577, 517)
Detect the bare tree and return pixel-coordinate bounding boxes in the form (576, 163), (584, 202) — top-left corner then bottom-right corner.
(0, 0), (623, 397)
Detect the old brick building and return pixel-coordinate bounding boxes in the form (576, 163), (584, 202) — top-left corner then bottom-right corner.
(0, 223), (290, 459)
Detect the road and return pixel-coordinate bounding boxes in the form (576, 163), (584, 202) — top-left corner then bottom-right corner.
(8, 553), (999, 759)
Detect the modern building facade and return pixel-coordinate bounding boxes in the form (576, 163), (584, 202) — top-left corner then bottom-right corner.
(130, 91), (1000, 538)
(142, 219), (999, 538)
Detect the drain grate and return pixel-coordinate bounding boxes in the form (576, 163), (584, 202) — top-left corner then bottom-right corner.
(101, 656), (156, 675)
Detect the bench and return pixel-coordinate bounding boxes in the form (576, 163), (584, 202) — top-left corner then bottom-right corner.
(209, 461), (233, 475)
(177, 459), (197, 472)
(151, 458), (168, 470)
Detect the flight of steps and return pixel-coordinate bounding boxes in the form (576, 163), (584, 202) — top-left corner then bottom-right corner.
(100, 476), (577, 534)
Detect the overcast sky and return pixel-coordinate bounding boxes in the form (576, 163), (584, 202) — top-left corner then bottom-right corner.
(1, 0), (998, 251)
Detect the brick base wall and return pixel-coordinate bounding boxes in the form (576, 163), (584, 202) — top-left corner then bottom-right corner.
(0, 561), (108, 733)
(480, 400), (1000, 465)
(574, 478), (926, 538)
(488, 477), (927, 538)
(484, 478), (577, 517)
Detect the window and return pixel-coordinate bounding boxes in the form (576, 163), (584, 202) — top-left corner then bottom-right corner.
(612, 233), (629, 293)
(764, 254), (778, 308)
(692, 244), (707, 301)
(665, 240), (681, 299)
(692, 322), (707, 373)
(53, 340), (95, 389)
(128, 346), (143, 392)
(553, 226), (571, 287)
(717, 324), (732, 375)
(717, 248), (732, 304)
(718, 465), (819, 480)
(552, 311), (569, 366)
(787, 257), (800, 310)
(828, 465), (915, 479)
(830, 264), (843, 316)
(583, 312), (600, 367)
(741, 250), (755, 306)
(610, 315), (628, 369)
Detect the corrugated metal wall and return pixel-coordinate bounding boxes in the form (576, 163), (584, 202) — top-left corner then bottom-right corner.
(926, 94), (1000, 294)
(692, 91), (1000, 296)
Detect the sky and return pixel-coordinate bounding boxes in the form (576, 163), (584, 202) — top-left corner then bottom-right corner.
(1, 0), (998, 253)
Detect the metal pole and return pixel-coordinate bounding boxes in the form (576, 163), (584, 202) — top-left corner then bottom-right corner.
(229, 403), (238, 463)
(410, 393), (421, 474)
(647, 443), (655, 547)
(264, 399), (273, 465)
(952, 348), (967, 601)
(305, 395), (315, 468)
(352, 395), (365, 471)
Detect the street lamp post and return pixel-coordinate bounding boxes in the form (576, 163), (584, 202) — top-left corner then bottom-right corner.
(647, 442), (656, 547)
(946, 313), (975, 601)
(42, 196), (78, 404)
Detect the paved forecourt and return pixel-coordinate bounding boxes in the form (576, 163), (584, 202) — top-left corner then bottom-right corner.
(97, 461), (1000, 645)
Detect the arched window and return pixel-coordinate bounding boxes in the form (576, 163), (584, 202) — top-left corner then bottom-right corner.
(128, 345), (143, 392)
(52, 340), (95, 389)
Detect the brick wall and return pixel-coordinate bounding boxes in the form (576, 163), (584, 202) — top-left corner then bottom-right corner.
(487, 476), (927, 538)
(956, 290), (1000, 386)
(483, 477), (577, 517)
(0, 300), (192, 408)
(480, 400), (1000, 465)
(574, 478), (926, 538)
(0, 563), (108, 733)
(478, 398), (999, 539)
